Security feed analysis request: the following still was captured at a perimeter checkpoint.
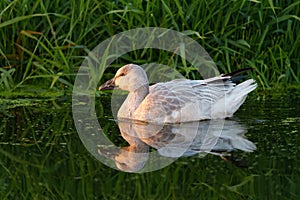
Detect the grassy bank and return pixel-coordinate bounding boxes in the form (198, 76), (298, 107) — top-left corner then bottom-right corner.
(0, 0), (299, 94)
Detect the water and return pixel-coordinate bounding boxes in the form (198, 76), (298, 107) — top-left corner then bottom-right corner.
(0, 89), (299, 199)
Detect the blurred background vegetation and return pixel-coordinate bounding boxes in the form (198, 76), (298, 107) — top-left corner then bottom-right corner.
(0, 0), (299, 96)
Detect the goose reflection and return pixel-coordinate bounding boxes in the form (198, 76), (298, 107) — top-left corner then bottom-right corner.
(98, 119), (256, 172)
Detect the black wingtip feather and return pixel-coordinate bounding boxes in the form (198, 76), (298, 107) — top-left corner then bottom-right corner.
(222, 68), (254, 78)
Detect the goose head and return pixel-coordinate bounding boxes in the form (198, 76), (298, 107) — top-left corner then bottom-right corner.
(99, 64), (149, 92)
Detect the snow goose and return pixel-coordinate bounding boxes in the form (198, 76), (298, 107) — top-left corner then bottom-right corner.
(99, 64), (257, 123)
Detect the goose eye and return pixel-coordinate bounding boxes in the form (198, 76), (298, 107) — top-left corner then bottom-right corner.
(119, 73), (126, 77)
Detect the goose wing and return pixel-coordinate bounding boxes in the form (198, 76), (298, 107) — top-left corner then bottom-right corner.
(133, 76), (234, 123)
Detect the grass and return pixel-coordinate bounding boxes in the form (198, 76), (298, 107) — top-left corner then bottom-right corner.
(0, 0), (299, 94)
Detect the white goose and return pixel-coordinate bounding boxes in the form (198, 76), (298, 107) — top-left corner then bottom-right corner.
(99, 64), (257, 123)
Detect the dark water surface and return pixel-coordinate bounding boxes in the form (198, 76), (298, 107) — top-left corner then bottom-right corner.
(0, 89), (299, 199)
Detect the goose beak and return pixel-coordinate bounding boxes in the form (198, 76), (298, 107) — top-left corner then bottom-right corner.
(98, 78), (115, 90)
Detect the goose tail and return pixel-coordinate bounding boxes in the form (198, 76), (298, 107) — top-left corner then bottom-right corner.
(226, 79), (257, 116)
(212, 79), (257, 118)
